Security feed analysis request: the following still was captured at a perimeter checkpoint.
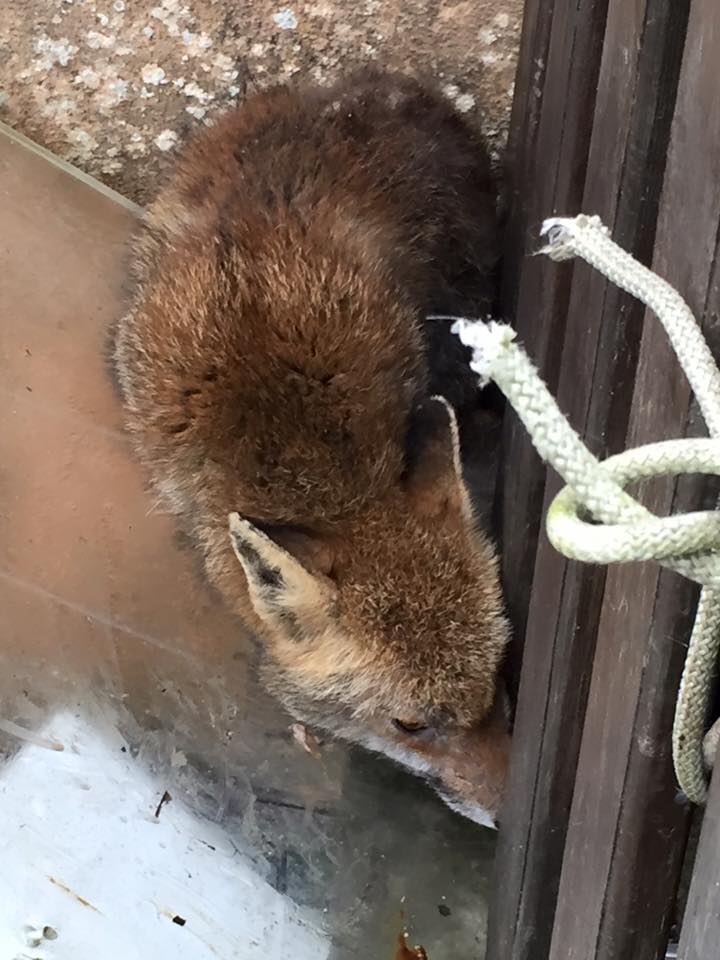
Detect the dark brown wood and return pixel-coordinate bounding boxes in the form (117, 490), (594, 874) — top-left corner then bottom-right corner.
(496, 0), (610, 666)
(491, 1), (694, 959)
(500, 0), (557, 322)
(593, 261), (720, 960)
(678, 752), (720, 959)
(491, 0), (611, 943)
(548, 2), (720, 957)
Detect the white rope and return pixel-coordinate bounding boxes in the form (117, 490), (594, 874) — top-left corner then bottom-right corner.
(448, 214), (720, 803)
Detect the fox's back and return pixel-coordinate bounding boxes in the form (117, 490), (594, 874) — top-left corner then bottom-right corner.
(114, 69), (498, 531)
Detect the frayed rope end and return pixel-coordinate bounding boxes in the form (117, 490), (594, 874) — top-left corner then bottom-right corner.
(450, 318), (516, 386)
(538, 214), (610, 261)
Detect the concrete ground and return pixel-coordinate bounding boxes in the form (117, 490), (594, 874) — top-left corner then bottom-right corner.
(0, 0), (523, 204)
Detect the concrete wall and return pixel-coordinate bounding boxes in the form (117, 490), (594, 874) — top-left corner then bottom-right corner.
(0, 0), (524, 203)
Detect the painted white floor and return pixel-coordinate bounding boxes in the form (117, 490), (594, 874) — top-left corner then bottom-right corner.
(0, 711), (329, 960)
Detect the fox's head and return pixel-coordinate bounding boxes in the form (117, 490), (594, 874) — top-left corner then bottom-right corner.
(229, 398), (510, 827)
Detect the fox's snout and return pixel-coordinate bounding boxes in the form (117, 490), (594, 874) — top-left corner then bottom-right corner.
(364, 687), (511, 829)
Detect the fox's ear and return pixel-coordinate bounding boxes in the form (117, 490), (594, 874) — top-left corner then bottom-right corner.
(228, 514), (336, 627)
(402, 396), (474, 522)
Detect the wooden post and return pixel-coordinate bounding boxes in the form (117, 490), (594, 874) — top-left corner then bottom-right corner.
(490, 1), (695, 958)
(548, 1), (720, 956)
(490, 5), (612, 950)
(496, 0), (609, 663)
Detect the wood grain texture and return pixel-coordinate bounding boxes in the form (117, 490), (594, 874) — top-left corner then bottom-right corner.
(677, 753), (720, 960)
(549, 1), (719, 957)
(491, 1), (696, 958)
(490, 1), (611, 957)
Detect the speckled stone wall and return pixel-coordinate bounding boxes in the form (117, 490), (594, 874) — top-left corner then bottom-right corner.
(1, 0), (523, 204)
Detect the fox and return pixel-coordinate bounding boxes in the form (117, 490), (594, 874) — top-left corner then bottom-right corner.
(113, 67), (511, 828)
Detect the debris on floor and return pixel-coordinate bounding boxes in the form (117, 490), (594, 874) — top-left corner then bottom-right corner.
(394, 931), (428, 960)
(291, 722), (323, 759)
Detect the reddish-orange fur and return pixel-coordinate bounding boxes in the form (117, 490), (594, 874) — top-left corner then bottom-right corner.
(113, 68), (510, 826)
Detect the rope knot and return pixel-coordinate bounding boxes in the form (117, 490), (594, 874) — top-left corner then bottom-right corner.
(455, 214), (720, 804)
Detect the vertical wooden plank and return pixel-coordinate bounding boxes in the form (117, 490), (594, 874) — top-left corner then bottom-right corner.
(495, 0), (559, 701)
(490, 2), (611, 958)
(596, 252), (720, 960)
(497, 0), (609, 662)
(491, 2), (690, 959)
(678, 752), (720, 959)
(549, 2), (720, 957)
(595, 264), (720, 960)
(500, 0), (557, 321)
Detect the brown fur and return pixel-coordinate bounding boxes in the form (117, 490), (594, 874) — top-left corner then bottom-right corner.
(113, 68), (510, 826)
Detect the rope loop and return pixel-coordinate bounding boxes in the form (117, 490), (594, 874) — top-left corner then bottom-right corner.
(449, 215), (720, 803)
(547, 439), (720, 576)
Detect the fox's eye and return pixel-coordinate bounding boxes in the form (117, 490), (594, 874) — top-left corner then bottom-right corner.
(392, 718), (430, 735)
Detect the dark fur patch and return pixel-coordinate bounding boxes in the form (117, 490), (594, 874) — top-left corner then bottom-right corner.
(231, 535), (283, 591)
